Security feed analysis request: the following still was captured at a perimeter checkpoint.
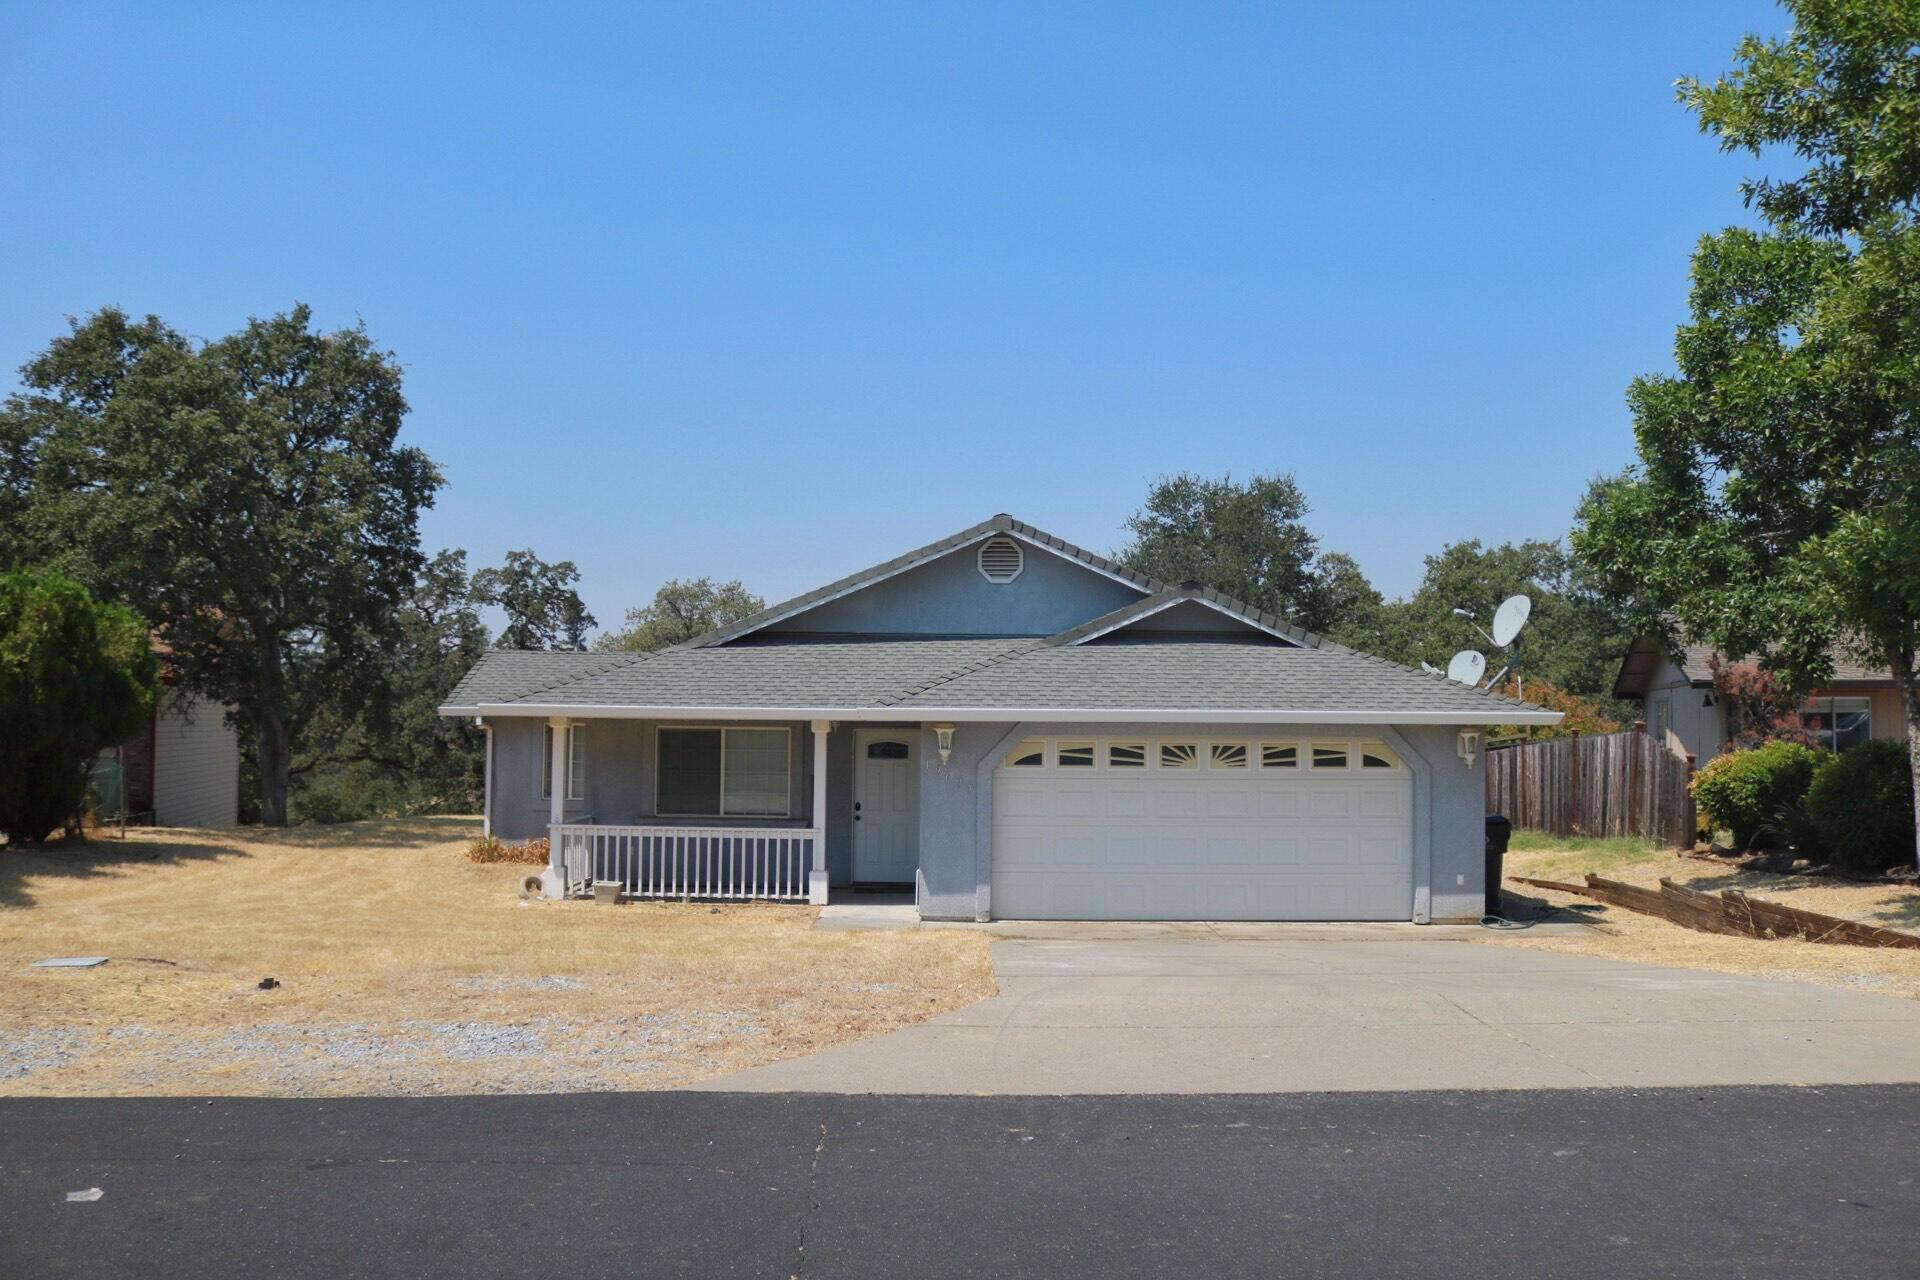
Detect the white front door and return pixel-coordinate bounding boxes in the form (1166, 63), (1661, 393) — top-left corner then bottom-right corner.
(854, 730), (920, 883)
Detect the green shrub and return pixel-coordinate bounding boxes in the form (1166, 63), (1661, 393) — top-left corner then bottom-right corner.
(1690, 740), (1831, 850)
(0, 567), (157, 844)
(1806, 739), (1915, 875)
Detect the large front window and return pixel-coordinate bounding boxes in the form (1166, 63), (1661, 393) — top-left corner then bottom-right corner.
(1803, 697), (1872, 752)
(657, 727), (791, 817)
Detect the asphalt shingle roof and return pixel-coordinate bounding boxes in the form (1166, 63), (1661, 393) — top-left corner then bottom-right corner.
(887, 640), (1534, 714)
(439, 519), (1553, 722)
(1674, 642), (1890, 685)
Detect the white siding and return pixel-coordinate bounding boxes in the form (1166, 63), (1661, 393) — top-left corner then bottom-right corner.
(1642, 662), (1721, 761)
(153, 695), (241, 828)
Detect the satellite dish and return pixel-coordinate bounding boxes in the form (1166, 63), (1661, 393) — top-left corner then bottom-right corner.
(1420, 661), (1441, 676)
(1446, 650), (1487, 685)
(1491, 594), (1532, 647)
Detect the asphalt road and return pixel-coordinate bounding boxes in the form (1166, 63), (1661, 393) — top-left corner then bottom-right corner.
(3, 1087), (1915, 1279)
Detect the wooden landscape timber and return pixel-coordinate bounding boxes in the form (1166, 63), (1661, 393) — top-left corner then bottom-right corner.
(1509, 872), (1920, 951)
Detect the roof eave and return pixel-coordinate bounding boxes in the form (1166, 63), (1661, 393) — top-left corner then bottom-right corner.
(466, 701), (1563, 726)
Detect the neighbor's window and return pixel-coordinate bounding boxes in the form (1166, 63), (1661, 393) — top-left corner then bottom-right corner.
(657, 727), (790, 817)
(1057, 742), (1095, 768)
(1261, 743), (1298, 768)
(1210, 743), (1248, 769)
(1802, 697), (1872, 752)
(1160, 742), (1198, 769)
(541, 725), (587, 801)
(1008, 741), (1045, 767)
(1108, 742), (1146, 767)
(1311, 743), (1349, 768)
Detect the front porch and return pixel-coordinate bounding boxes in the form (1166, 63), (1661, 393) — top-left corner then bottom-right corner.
(503, 714), (934, 905)
(533, 716), (838, 904)
(552, 821), (822, 902)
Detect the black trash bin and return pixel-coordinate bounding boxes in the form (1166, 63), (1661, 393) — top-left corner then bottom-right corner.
(1484, 815), (1513, 917)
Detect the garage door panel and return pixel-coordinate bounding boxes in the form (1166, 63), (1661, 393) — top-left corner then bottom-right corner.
(993, 737), (1413, 921)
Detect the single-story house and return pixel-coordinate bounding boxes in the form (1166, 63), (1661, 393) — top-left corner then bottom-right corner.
(94, 691), (242, 828)
(1613, 637), (1910, 763)
(440, 515), (1558, 923)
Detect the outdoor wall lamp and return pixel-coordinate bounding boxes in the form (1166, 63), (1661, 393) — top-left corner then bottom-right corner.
(933, 723), (956, 765)
(1457, 728), (1483, 769)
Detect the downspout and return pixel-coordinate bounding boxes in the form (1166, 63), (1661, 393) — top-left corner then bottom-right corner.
(477, 718), (493, 840)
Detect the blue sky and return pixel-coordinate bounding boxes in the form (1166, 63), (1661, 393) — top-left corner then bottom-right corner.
(1, 1), (1786, 632)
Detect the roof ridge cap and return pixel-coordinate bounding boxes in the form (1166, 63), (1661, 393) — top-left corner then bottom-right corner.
(872, 637), (1049, 706)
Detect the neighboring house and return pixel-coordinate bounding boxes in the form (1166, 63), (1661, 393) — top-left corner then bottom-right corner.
(440, 515), (1558, 923)
(1613, 637), (1909, 763)
(96, 692), (242, 828)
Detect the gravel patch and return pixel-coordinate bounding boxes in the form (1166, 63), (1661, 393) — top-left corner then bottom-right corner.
(11, 1010), (771, 1095)
(0, 1027), (95, 1080)
(455, 976), (587, 993)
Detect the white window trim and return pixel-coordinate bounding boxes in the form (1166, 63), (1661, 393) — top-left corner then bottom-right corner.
(654, 725), (794, 819)
(541, 724), (588, 801)
(1000, 735), (1407, 774)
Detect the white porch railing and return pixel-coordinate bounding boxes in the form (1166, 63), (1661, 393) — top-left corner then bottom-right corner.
(551, 823), (814, 902)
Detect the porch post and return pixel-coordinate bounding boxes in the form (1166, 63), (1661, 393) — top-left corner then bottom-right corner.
(809, 719), (831, 905)
(547, 715), (569, 870)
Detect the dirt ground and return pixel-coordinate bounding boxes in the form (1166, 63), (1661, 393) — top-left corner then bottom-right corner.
(1484, 832), (1920, 1001)
(0, 817), (994, 1097)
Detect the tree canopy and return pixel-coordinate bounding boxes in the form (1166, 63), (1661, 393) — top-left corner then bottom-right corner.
(0, 305), (441, 825)
(0, 566), (157, 843)
(1368, 538), (1628, 703)
(288, 549), (489, 821)
(1575, 0), (1920, 867)
(1118, 472), (1376, 634)
(602, 577), (764, 653)
(471, 549), (596, 651)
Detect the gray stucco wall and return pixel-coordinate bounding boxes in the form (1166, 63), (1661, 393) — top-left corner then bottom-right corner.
(485, 716), (817, 844)
(913, 719), (1488, 924)
(769, 542), (1144, 637)
(490, 714), (1490, 922)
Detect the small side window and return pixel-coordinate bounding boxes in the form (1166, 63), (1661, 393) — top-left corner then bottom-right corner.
(1261, 743), (1297, 768)
(1008, 741), (1045, 768)
(1360, 744), (1397, 769)
(1210, 743), (1248, 769)
(1161, 743), (1198, 769)
(1108, 742), (1146, 767)
(1057, 742), (1095, 768)
(1312, 743), (1349, 768)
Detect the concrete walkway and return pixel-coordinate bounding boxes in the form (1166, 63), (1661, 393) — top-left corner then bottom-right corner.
(697, 938), (1920, 1093)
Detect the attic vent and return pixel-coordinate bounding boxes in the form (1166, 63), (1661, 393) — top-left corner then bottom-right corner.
(977, 536), (1024, 583)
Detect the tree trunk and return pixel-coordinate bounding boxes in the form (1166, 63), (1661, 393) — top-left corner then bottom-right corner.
(254, 635), (291, 826)
(1894, 646), (1920, 877)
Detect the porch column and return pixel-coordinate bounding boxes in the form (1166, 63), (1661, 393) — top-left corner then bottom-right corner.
(809, 718), (831, 904)
(547, 715), (570, 871)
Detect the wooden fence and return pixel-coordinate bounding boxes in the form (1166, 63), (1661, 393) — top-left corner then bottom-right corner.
(1485, 730), (1697, 848)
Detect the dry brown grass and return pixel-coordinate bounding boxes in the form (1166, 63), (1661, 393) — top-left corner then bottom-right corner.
(1486, 837), (1920, 1000)
(0, 817), (993, 1097)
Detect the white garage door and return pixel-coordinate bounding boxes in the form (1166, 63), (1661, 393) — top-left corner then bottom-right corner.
(991, 736), (1413, 921)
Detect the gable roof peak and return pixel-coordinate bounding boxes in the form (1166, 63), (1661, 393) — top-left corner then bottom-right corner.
(685, 513), (1157, 648)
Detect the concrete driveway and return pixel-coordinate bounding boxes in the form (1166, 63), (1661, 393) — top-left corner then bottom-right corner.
(699, 937), (1920, 1093)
